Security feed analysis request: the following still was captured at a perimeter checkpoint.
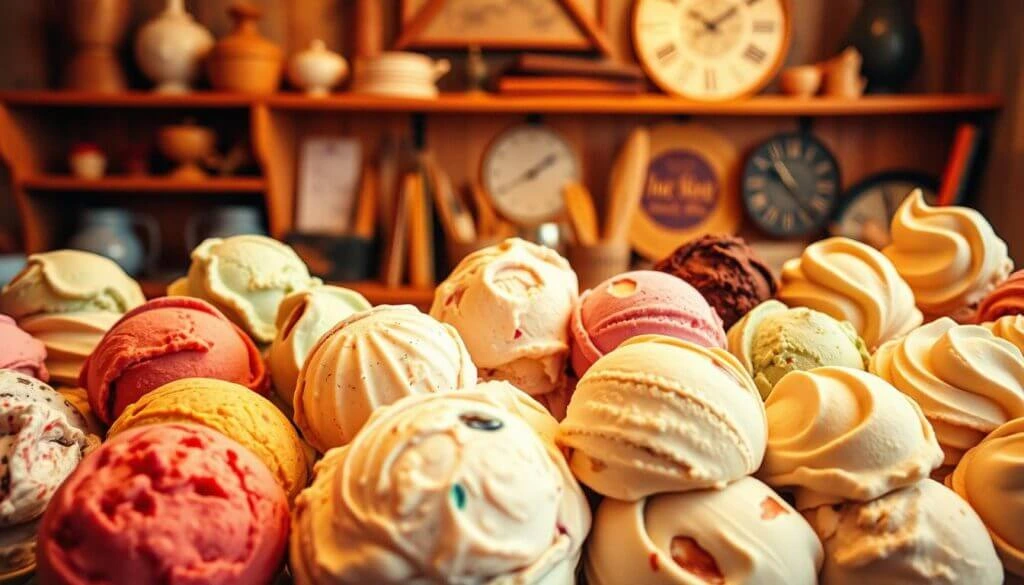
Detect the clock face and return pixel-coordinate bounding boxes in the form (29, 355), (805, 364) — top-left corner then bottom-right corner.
(832, 171), (939, 248)
(742, 132), (841, 238)
(481, 124), (580, 226)
(633, 0), (790, 101)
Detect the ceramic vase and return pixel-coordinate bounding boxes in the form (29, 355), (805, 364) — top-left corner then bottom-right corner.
(69, 209), (160, 276)
(208, 2), (283, 94)
(135, 0), (214, 93)
(288, 40), (348, 97)
(846, 0), (923, 92)
(65, 0), (131, 92)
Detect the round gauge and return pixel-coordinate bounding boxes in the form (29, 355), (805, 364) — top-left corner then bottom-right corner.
(633, 0), (791, 101)
(480, 124), (580, 226)
(831, 170), (939, 248)
(742, 132), (841, 238)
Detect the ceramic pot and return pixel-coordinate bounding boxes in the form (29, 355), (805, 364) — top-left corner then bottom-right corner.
(846, 0), (922, 92)
(186, 206), (266, 250)
(288, 40), (348, 96)
(135, 0), (214, 93)
(69, 144), (106, 179)
(208, 2), (283, 94)
(352, 52), (450, 99)
(64, 0), (131, 92)
(69, 208), (160, 277)
(157, 122), (216, 180)
(780, 65), (823, 97)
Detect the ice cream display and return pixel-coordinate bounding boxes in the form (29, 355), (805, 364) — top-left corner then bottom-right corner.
(268, 284), (371, 404)
(108, 377), (309, 500)
(883, 190), (1013, 322)
(430, 238), (578, 397)
(760, 367), (943, 509)
(777, 237), (922, 349)
(36, 423), (290, 585)
(654, 234), (778, 329)
(808, 479), (1001, 585)
(294, 305), (477, 452)
(585, 477), (822, 585)
(290, 391), (590, 585)
(558, 335), (767, 501)
(80, 297), (268, 425)
(569, 270), (727, 376)
(870, 317), (1024, 468)
(977, 269), (1024, 322)
(727, 300), (869, 398)
(949, 417), (1024, 576)
(0, 314), (48, 381)
(168, 235), (322, 344)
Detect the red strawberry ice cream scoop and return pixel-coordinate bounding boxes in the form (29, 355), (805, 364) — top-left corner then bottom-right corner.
(0, 313), (48, 382)
(37, 423), (289, 585)
(80, 297), (267, 425)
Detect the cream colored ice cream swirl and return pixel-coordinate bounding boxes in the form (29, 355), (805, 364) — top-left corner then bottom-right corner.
(290, 391), (590, 585)
(586, 477), (822, 585)
(883, 189), (1013, 322)
(294, 305), (477, 452)
(870, 318), (1024, 467)
(808, 479), (1001, 585)
(557, 334), (767, 501)
(430, 238), (578, 397)
(777, 237), (922, 349)
(982, 313), (1024, 354)
(18, 311), (119, 387)
(760, 367), (942, 509)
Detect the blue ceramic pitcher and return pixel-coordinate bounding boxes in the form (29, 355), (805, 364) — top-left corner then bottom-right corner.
(69, 208), (160, 276)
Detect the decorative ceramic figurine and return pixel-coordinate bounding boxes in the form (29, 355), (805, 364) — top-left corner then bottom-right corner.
(65, 0), (131, 92)
(823, 47), (867, 99)
(135, 0), (214, 93)
(69, 208), (160, 277)
(467, 45), (488, 93)
(287, 40), (348, 97)
(69, 143), (106, 179)
(208, 2), (283, 94)
(157, 121), (216, 180)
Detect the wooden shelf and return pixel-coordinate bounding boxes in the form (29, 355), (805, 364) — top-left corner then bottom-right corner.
(140, 279), (434, 309)
(0, 91), (254, 109)
(22, 176), (267, 194)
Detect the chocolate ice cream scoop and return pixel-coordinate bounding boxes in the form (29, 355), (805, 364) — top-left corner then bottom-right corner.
(655, 235), (777, 329)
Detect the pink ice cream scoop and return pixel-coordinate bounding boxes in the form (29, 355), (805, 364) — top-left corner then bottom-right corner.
(80, 297), (267, 425)
(37, 423), (289, 585)
(570, 270), (726, 376)
(0, 314), (48, 381)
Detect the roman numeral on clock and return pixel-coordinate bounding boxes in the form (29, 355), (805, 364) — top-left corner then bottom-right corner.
(705, 68), (717, 90)
(656, 43), (678, 64)
(744, 44), (767, 64)
(753, 20), (775, 33)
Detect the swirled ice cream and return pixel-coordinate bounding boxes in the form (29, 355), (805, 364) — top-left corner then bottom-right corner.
(977, 269), (1024, 323)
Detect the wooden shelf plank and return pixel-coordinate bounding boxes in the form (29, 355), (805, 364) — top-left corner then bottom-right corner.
(0, 91), (255, 108)
(22, 176), (267, 194)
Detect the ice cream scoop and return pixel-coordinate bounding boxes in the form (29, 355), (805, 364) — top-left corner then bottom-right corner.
(949, 417), (1024, 577)
(778, 237), (922, 349)
(883, 190), (1013, 322)
(109, 378), (309, 501)
(294, 305), (477, 452)
(871, 318), (1024, 469)
(760, 367), (942, 509)
(977, 269), (1024, 322)
(558, 334), (767, 501)
(0, 314), (47, 381)
(586, 477), (822, 585)
(169, 235), (321, 344)
(37, 423), (290, 585)
(18, 311), (117, 387)
(430, 238), (578, 397)
(569, 270), (726, 377)
(983, 314), (1024, 355)
(80, 297), (268, 425)
(290, 391), (590, 585)
(268, 284), (370, 404)
(728, 300), (869, 398)
(655, 234), (778, 329)
(808, 479), (1001, 585)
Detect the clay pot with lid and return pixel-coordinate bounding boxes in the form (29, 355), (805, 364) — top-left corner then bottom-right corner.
(208, 2), (283, 94)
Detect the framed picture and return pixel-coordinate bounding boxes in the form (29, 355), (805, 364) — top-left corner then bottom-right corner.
(395, 0), (612, 55)
(295, 137), (362, 235)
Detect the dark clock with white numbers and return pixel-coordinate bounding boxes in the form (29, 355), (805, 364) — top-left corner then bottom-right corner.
(742, 132), (841, 238)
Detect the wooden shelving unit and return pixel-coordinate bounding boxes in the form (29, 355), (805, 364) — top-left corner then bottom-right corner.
(22, 175), (266, 194)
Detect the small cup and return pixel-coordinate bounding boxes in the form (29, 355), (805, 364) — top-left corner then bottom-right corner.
(780, 65), (823, 97)
(567, 240), (632, 291)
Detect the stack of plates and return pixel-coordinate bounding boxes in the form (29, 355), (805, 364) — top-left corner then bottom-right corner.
(351, 52), (450, 99)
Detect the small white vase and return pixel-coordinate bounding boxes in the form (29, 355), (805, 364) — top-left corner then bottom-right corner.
(287, 40), (348, 97)
(135, 0), (214, 93)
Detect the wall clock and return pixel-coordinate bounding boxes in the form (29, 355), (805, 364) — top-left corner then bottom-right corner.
(831, 170), (939, 248)
(633, 0), (791, 101)
(630, 122), (741, 260)
(742, 132), (841, 238)
(480, 123), (581, 226)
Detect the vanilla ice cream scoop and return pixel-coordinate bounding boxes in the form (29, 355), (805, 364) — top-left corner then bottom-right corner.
(760, 367), (942, 509)
(290, 391), (590, 585)
(983, 313), (1024, 354)
(558, 334), (767, 501)
(294, 305), (477, 452)
(808, 479), (1001, 585)
(883, 190), (1013, 322)
(778, 237), (922, 349)
(169, 235), (321, 344)
(871, 318), (1024, 468)
(949, 417), (1024, 577)
(430, 238), (578, 397)
(18, 311), (119, 387)
(586, 476), (822, 585)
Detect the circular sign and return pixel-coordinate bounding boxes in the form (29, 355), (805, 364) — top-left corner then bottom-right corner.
(642, 150), (721, 229)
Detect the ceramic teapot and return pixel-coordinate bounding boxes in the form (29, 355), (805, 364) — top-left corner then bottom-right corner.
(69, 208), (160, 277)
(136, 0), (214, 93)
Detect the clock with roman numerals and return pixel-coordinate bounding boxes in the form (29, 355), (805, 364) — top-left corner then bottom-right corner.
(633, 0), (790, 101)
(742, 132), (840, 238)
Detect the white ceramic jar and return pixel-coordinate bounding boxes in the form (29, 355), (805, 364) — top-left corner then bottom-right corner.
(135, 0), (214, 93)
(288, 40), (348, 97)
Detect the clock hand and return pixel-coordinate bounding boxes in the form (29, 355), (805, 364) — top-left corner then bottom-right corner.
(770, 158), (800, 193)
(495, 153), (558, 195)
(687, 9), (717, 32)
(709, 5), (738, 27)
